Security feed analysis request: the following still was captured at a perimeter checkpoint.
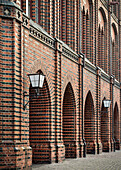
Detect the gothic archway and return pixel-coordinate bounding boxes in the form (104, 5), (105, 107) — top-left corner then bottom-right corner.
(62, 82), (76, 158)
(29, 70), (51, 164)
(101, 98), (110, 152)
(114, 102), (120, 150)
(84, 91), (95, 154)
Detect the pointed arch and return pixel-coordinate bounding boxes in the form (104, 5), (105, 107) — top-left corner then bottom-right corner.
(98, 7), (107, 73)
(84, 91), (95, 154)
(60, 0), (78, 52)
(114, 102), (120, 150)
(62, 82), (76, 158)
(111, 23), (119, 80)
(82, 0), (93, 63)
(29, 69), (51, 163)
(101, 97), (110, 152)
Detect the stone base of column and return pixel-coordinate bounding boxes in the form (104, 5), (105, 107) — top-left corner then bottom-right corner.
(111, 141), (120, 152)
(56, 142), (65, 163)
(86, 142), (97, 154)
(79, 142), (84, 157)
(115, 141), (120, 150)
(102, 142), (111, 152)
(64, 141), (79, 158)
(0, 141), (32, 170)
(97, 142), (102, 154)
(32, 141), (61, 164)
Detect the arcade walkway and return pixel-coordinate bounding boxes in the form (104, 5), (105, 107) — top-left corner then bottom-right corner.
(32, 150), (121, 170)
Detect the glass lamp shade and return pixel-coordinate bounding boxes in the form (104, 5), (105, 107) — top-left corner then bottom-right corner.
(28, 74), (45, 88)
(103, 100), (111, 108)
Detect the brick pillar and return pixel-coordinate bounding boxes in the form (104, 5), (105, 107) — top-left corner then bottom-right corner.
(108, 4), (112, 75)
(96, 67), (102, 154)
(55, 39), (65, 163)
(94, 0), (98, 66)
(110, 76), (114, 152)
(54, 0), (60, 38)
(78, 54), (84, 157)
(0, 2), (32, 169)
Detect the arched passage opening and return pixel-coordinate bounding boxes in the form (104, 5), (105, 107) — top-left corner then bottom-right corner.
(29, 70), (51, 164)
(84, 91), (96, 154)
(62, 83), (76, 158)
(101, 98), (110, 152)
(114, 102), (120, 150)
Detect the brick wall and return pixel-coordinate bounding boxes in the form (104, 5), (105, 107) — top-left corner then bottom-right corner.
(0, 0), (121, 169)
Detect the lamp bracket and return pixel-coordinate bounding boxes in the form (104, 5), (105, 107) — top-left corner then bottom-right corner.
(100, 110), (108, 117)
(23, 89), (40, 110)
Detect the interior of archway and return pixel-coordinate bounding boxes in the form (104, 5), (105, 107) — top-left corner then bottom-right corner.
(101, 100), (109, 152)
(84, 91), (95, 154)
(63, 83), (76, 158)
(29, 74), (51, 164)
(114, 103), (120, 150)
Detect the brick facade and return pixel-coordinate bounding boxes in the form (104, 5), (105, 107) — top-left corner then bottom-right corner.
(0, 0), (121, 169)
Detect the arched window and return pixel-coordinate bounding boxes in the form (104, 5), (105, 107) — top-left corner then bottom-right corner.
(112, 0), (118, 17)
(98, 8), (107, 73)
(81, 0), (93, 63)
(21, 0), (51, 34)
(60, 0), (78, 52)
(111, 24), (119, 80)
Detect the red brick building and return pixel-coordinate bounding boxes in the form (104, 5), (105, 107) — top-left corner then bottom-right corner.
(0, 0), (121, 169)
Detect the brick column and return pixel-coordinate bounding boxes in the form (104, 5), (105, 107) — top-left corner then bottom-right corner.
(0, 2), (32, 169)
(78, 54), (84, 157)
(55, 39), (65, 163)
(96, 67), (102, 154)
(94, 0), (98, 66)
(108, 3), (112, 75)
(110, 76), (114, 152)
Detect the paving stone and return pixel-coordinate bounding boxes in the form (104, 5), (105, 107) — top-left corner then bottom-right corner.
(32, 150), (121, 170)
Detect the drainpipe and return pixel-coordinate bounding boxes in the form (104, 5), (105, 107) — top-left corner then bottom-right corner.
(82, 53), (86, 157)
(112, 77), (115, 152)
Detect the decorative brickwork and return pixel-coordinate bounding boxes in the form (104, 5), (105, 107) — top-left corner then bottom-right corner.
(0, 0), (121, 169)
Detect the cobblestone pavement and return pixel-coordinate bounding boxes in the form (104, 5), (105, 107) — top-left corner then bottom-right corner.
(32, 150), (121, 170)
